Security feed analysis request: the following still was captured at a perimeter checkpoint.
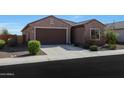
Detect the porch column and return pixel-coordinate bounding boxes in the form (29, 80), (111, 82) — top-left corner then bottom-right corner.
(33, 27), (36, 40)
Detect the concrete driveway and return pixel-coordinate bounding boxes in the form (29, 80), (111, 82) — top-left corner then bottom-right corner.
(41, 44), (124, 59)
(41, 45), (87, 55)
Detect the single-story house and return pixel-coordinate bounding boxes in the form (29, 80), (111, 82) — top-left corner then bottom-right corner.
(106, 21), (124, 43)
(22, 16), (106, 46)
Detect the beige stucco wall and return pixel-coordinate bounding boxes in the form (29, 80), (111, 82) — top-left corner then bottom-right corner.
(72, 26), (85, 45)
(84, 20), (106, 45)
(22, 26), (35, 41)
(22, 16), (72, 43)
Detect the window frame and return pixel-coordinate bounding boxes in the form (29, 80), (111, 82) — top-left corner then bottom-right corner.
(90, 28), (101, 40)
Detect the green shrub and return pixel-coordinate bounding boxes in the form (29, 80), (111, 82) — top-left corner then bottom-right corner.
(89, 40), (97, 45)
(0, 39), (6, 49)
(89, 45), (98, 51)
(108, 44), (116, 50)
(84, 40), (98, 49)
(7, 38), (17, 47)
(105, 29), (118, 45)
(28, 40), (41, 55)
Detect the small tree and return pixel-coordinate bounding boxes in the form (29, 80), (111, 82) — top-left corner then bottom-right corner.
(1, 29), (9, 35)
(0, 28), (9, 35)
(105, 29), (118, 50)
(105, 29), (118, 45)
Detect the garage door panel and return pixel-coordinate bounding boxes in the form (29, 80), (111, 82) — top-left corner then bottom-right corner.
(36, 28), (66, 44)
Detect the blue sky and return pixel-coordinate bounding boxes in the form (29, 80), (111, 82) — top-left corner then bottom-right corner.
(1, 15), (124, 35)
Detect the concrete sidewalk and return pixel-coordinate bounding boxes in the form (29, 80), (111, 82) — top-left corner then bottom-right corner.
(0, 45), (124, 66)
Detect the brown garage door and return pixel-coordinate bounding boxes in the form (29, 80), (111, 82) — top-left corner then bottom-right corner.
(36, 28), (66, 44)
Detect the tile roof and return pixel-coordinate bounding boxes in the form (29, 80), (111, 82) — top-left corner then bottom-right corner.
(78, 19), (94, 24)
(61, 19), (99, 26)
(73, 19), (105, 27)
(73, 19), (94, 26)
(22, 16), (105, 31)
(28, 16), (99, 27)
(61, 19), (77, 26)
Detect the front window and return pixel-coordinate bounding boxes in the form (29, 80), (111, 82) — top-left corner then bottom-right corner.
(90, 28), (100, 40)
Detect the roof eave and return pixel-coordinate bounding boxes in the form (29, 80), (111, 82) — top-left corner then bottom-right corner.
(72, 19), (105, 27)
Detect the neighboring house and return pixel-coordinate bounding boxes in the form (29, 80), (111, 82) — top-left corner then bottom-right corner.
(22, 16), (106, 46)
(106, 21), (124, 43)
